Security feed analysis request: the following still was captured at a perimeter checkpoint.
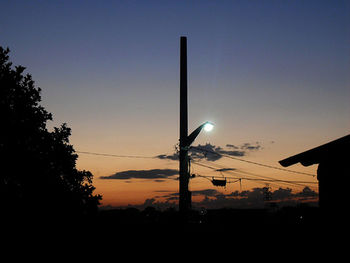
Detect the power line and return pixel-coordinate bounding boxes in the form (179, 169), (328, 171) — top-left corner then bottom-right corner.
(77, 148), (316, 177)
(192, 161), (318, 184)
(195, 173), (317, 185)
(190, 146), (316, 177)
(76, 151), (154, 159)
(77, 149), (318, 190)
(191, 160), (318, 190)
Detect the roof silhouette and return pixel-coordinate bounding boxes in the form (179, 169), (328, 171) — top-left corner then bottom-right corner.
(279, 134), (350, 167)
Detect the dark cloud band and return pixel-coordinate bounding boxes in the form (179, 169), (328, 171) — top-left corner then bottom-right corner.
(156, 142), (263, 162)
(101, 169), (178, 180)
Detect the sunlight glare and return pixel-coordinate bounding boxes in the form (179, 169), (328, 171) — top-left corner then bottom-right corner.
(204, 122), (214, 132)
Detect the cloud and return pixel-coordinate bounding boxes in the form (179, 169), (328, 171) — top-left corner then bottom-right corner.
(295, 186), (318, 198)
(239, 142), (262, 151)
(226, 144), (239, 149)
(190, 143), (224, 161)
(227, 190), (249, 197)
(191, 189), (220, 197)
(155, 142), (264, 162)
(100, 169), (178, 180)
(150, 187), (318, 210)
(155, 153), (178, 160)
(190, 142), (259, 161)
(153, 189), (220, 202)
(215, 168), (236, 172)
(271, 187), (293, 200)
(192, 187), (319, 209)
(213, 146), (246, 157)
(104, 186), (318, 211)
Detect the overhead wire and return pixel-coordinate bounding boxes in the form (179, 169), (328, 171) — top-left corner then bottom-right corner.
(77, 148), (316, 177)
(76, 151), (154, 159)
(192, 159), (318, 186)
(190, 146), (316, 177)
(76, 149), (317, 189)
(191, 159), (318, 190)
(194, 159), (317, 184)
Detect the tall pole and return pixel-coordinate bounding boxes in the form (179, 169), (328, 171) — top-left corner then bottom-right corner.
(179, 36), (191, 215)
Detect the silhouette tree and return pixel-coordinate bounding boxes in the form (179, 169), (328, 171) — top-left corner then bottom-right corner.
(0, 47), (102, 220)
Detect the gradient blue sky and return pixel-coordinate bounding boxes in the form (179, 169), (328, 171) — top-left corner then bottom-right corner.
(1, 0), (349, 207)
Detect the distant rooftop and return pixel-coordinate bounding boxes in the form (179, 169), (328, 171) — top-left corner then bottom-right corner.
(279, 134), (350, 167)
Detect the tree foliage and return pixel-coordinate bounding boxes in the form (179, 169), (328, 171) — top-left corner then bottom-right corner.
(0, 47), (102, 220)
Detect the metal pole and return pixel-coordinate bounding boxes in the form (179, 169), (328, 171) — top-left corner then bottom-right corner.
(179, 36), (190, 216)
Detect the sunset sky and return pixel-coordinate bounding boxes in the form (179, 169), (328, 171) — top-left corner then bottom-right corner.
(1, 0), (349, 208)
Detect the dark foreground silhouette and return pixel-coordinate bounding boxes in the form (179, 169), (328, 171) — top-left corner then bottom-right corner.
(0, 46), (102, 222)
(96, 205), (321, 230)
(280, 134), (350, 226)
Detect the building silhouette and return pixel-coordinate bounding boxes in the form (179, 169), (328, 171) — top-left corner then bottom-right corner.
(279, 134), (350, 223)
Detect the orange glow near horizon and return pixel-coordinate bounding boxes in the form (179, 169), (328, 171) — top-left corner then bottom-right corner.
(75, 140), (320, 208)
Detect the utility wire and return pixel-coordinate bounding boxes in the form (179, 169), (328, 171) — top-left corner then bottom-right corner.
(192, 161), (317, 184)
(77, 148), (316, 177)
(76, 151), (154, 159)
(77, 149), (317, 190)
(195, 173), (317, 185)
(196, 159), (315, 182)
(191, 160), (318, 190)
(190, 146), (316, 177)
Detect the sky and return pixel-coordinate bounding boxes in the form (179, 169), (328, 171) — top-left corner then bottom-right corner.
(1, 0), (349, 209)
